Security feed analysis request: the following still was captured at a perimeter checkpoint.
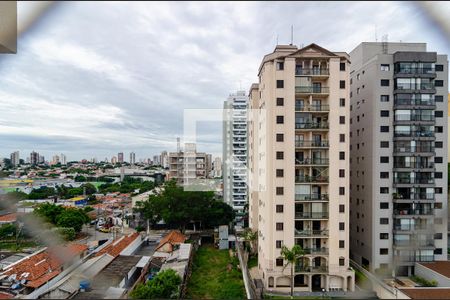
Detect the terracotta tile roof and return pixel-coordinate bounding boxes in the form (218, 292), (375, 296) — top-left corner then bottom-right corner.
(400, 288), (450, 299)
(0, 213), (16, 223)
(155, 230), (186, 251)
(95, 232), (140, 258)
(26, 270), (61, 288)
(0, 292), (13, 299)
(418, 261), (450, 278)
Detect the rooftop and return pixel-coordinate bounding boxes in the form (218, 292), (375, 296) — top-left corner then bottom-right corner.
(418, 261), (450, 278)
(400, 288), (450, 299)
(155, 230), (186, 251)
(0, 213), (17, 223)
(95, 232), (140, 258)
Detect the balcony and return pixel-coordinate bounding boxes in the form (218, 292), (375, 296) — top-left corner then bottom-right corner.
(295, 140), (329, 148)
(394, 114), (435, 123)
(394, 131), (434, 138)
(393, 146), (435, 154)
(395, 255), (434, 263)
(295, 175), (329, 183)
(295, 265), (329, 273)
(295, 211), (329, 219)
(394, 98), (435, 107)
(303, 247), (329, 255)
(393, 162), (435, 169)
(295, 68), (329, 76)
(394, 67), (435, 75)
(393, 208), (434, 216)
(393, 177), (434, 185)
(294, 229), (329, 237)
(394, 225), (434, 232)
(295, 105), (330, 112)
(295, 122), (329, 130)
(295, 158), (329, 166)
(295, 193), (329, 201)
(295, 86), (329, 94)
(394, 240), (434, 248)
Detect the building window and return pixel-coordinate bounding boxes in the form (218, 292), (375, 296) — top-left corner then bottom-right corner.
(339, 187), (345, 195)
(339, 169), (345, 178)
(339, 222), (345, 230)
(380, 187), (389, 194)
(435, 233), (443, 240)
(380, 156), (389, 163)
(435, 157), (443, 164)
(380, 110), (389, 117)
(339, 116), (345, 124)
(276, 169), (284, 177)
(380, 248), (389, 255)
(435, 80), (444, 87)
(276, 62), (284, 71)
(276, 80), (284, 88)
(276, 240), (282, 248)
(276, 258), (284, 266)
(276, 97), (284, 106)
(435, 187), (443, 194)
(276, 151), (284, 159)
(340, 80), (346, 89)
(380, 202), (389, 209)
(380, 126), (389, 132)
(435, 202), (443, 209)
(436, 126), (443, 133)
(380, 95), (390, 102)
(339, 240), (345, 248)
(435, 111), (443, 118)
(380, 172), (389, 179)
(380, 64), (390, 71)
(340, 62), (346, 71)
(435, 141), (443, 148)
(435, 95), (443, 102)
(276, 187), (284, 195)
(435, 172), (443, 179)
(380, 233), (389, 240)
(380, 141), (389, 148)
(276, 205), (284, 213)
(339, 152), (345, 160)
(339, 258), (345, 266)
(276, 133), (284, 142)
(435, 64), (444, 71)
(339, 204), (345, 212)
(434, 248), (443, 255)
(380, 79), (390, 86)
(276, 223), (284, 231)
(276, 116), (284, 124)
(380, 218), (389, 224)
(340, 98), (345, 107)
(340, 134), (345, 142)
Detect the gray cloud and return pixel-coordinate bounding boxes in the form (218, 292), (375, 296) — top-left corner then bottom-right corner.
(1, 1), (449, 161)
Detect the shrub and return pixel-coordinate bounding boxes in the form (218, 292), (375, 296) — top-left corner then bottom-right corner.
(411, 275), (438, 287)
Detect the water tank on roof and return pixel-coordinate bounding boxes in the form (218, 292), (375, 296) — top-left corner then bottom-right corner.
(79, 280), (90, 292)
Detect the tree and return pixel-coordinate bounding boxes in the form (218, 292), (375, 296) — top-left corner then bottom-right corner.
(34, 203), (65, 224)
(280, 245), (305, 297)
(28, 186), (56, 200)
(241, 228), (257, 254)
(134, 194), (162, 232)
(74, 175), (86, 182)
(56, 208), (89, 233)
(130, 269), (181, 299)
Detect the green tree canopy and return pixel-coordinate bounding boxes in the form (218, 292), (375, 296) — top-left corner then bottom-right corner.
(130, 269), (181, 299)
(56, 208), (90, 233)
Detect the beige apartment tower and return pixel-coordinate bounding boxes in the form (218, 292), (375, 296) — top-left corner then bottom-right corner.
(248, 44), (354, 292)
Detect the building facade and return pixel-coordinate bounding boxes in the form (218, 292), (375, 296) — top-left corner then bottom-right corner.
(349, 42), (448, 276)
(213, 156), (222, 178)
(60, 153), (67, 165)
(248, 44), (354, 292)
(30, 151), (39, 165)
(10, 151), (19, 167)
(160, 151), (169, 169)
(118, 152), (124, 163)
(130, 152), (136, 165)
(223, 91), (248, 223)
(168, 143), (210, 185)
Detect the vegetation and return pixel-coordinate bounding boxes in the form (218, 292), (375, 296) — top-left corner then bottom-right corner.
(248, 254), (258, 269)
(241, 228), (257, 254)
(1, 191), (28, 202)
(52, 227), (76, 241)
(410, 275), (438, 287)
(135, 181), (235, 232)
(280, 245), (305, 297)
(186, 246), (245, 299)
(34, 203), (90, 235)
(131, 269), (181, 299)
(98, 176), (155, 194)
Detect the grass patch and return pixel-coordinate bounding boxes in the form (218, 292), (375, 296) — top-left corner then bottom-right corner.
(0, 240), (39, 251)
(186, 246), (245, 299)
(248, 254), (258, 268)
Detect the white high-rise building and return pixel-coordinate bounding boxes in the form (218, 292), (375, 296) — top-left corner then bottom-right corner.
(153, 155), (160, 166)
(130, 152), (136, 165)
(52, 155), (60, 165)
(223, 91), (248, 225)
(213, 157), (222, 178)
(161, 151), (169, 168)
(10, 151), (19, 167)
(60, 153), (67, 165)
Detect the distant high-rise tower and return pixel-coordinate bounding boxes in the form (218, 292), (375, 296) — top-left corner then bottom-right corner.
(30, 151), (39, 165)
(160, 151), (169, 168)
(130, 152), (136, 165)
(10, 151), (19, 167)
(118, 152), (124, 163)
(153, 155), (160, 166)
(60, 153), (67, 165)
(111, 156), (118, 164)
(52, 155), (60, 165)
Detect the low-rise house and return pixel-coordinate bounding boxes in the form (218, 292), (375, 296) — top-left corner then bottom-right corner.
(154, 230), (186, 254)
(0, 213), (17, 225)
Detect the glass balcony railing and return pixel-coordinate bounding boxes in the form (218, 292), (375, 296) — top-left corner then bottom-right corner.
(295, 265), (328, 273)
(394, 98), (435, 106)
(394, 225), (434, 231)
(393, 208), (434, 216)
(294, 229), (329, 237)
(395, 67), (435, 75)
(394, 146), (435, 153)
(295, 175), (329, 183)
(295, 140), (329, 148)
(295, 158), (329, 165)
(303, 247), (329, 255)
(394, 114), (435, 122)
(295, 86), (330, 94)
(393, 178), (434, 184)
(393, 193), (434, 200)
(394, 131), (434, 138)
(393, 162), (434, 169)
(295, 68), (329, 76)
(295, 211), (329, 219)
(395, 83), (435, 90)
(395, 255), (434, 263)
(295, 105), (330, 112)
(295, 122), (329, 129)
(295, 194), (329, 201)
(394, 240), (434, 247)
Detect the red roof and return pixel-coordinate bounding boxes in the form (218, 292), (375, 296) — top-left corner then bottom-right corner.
(0, 213), (16, 223)
(155, 230), (186, 251)
(400, 288), (450, 299)
(0, 292), (13, 299)
(418, 261), (450, 278)
(95, 232), (140, 258)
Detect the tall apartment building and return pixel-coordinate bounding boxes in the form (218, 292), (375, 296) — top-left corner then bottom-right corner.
(223, 91), (248, 223)
(349, 42), (448, 276)
(30, 151), (39, 165)
(168, 143), (209, 185)
(118, 152), (124, 163)
(248, 44), (354, 292)
(52, 155), (60, 165)
(153, 155), (160, 166)
(60, 153), (67, 165)
(160, 151), (169, 169)
(130, 152), (136, 165)
(10, 151), (19, 167)
(213, 156), (222, 178)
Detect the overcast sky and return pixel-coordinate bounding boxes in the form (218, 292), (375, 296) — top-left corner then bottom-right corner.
(0, 1), (449, 161)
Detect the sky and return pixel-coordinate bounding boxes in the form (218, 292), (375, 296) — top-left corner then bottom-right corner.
(0, 1), (450, 161)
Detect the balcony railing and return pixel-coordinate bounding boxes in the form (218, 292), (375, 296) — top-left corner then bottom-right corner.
(395, 83), (435, 91)
(393, 193), (434, 200)
(303, 247), (329, 255)
(295, 175), (329, 183)
(295, 140), (329, 148)
(295, 86), (330, 94)
(394, 131), (434, 138)
(395, 255), (434, 263)
(295, 211), (329, 219)
(394, 225), (434, 231)
(393, 162), (435, 169)
(295, 68), (329, 76)
(394, 240), (434, 247)
(394, 114), (435, 122)
(295, 122), (329, 129)
(393, 209), (434, 216)
(393, 178), (434, 184)
(395, 68), (435, 75)
(294, 229), (329, 237)
(295, 105), (330, 112)
(394, 146), (435, 153)
(394, 98), (435, 106)
(295, 158), (329, 166)
(295, 194), (329, 201)
(295, 265), (329, 273)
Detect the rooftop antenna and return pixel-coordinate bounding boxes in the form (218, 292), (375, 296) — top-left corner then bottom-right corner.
(276, 34), (279, 46)
(290, 25), (294, 45)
